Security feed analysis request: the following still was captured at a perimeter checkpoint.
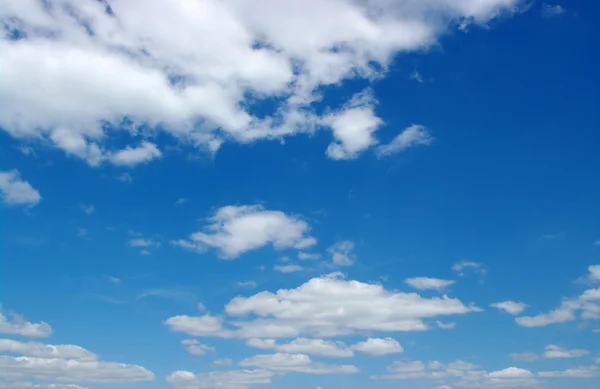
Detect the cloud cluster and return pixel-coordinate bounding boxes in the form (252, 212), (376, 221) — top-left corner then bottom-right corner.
(1, 0), (521, 164)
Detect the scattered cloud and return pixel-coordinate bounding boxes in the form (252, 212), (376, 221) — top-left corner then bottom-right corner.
(541, 3), (566, 18)
(0, 170), (41, 207)
(0, 339), (97, 361)
(350, 338), (403, 356)
(0, 310), (52, 338)
(238, 353), (358, 375)
(167, 369), (273, 389)
(77, 228), (88, 239)
(452, 261), (487, 278)
(246, 338), (353, 358)
(298, 252), (322, 261)
(274, 264), (304, 273)
(181, 339), (215, 356)
(405, 277), (455, 291)
(409, 70), (424, 83)
(436, 321), (456, 330)
(212, 358), (233, 366)
(539, 365), (598, 378)
(543, 345), (590, 359)
(129, 238), (159, 248)
(491, 301), (528, 315)
(175, 205), (316, 259)
(510, 352), (539, 362)
(327, 241), (356, 267)
(108, 277), (122, 285)
(107, 142), (162, 166)
(376, 125), (433, 158)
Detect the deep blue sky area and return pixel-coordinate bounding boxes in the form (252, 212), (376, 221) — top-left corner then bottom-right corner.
(1, 1), (599, 389)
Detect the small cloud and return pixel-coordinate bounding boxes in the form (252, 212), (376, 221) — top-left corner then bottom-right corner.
(491, 301), (528, 315)
(80, 204), (95, 214)
(541, 3), (566, 18)
(274, 264), (304, 273)
(140, 249), (151, 255)
(175, 197), (188, 206)
(539, 231), (565, 241)
(436, 321), (456, 329)
(129, 238), (159, 248)
(197, 303), (207, 311)
(18, 145), (37, 157)
(108, 276), (122, 284)
(115, 172), (133, 183)
(181, 339), (215, 356)
(237, 281), (258, 288)
(510, 352), (539, 362)
(452, 261), (487, 278)
(376, 124), (433, 158)
(409, 70), (424, 83)
(0, 170), (42, 207)
(298, 252), (322, 261)
(594, 240), (600, 246)
(212, 358), (233, 366)
(328, 240), (356, 267)
(77, 228), (87, 238)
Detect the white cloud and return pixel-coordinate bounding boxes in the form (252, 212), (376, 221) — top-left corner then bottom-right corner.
(510, 352), (539, 362)
(0, 339), (97, 361)
(164, 314), (231, 338)
(451, 261), (487, 277)
(350, 338), (403, 356)
(323, 90), (382, 160)
(212, 359), (233, 366)
(436, 321), (456, 330)
(107, 141), (162, 166)
(491, 301), (528, 315)
(0, 310), (52, 338)
(273, 264), (304, 273)
(1, 383), (90, 389)
(238, 353), (358, 375)
(0, 356), (154, 383)
(0, 0), (520, 164)
(541, 3), (566, 18)
(543, 345), (590, 359)
(298, 252), (321, 261)
(539, 366), (598, 378)
(515, 300), (578, 327)
(128, 238), (159, 248)
(177, 205), (315, 259)
(80, 204), (95, 215)
(181, 339), (215, 356)
(376, 124), (433, 157)
(167, 369), (273, 389)
(327, 241), (356, 266)
(246, 338), (353, 358)
(486, 367), (539, 387)
(0, 170), (41, 207)
(587, 265), (600, 282)
(405, 277), (455, 291)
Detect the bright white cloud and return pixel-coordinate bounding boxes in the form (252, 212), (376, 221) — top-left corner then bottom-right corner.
(181, 339), (215, 356)
(177, 205), (315, 258)
(0, 356), (154, 383)
(164, 314), (231, 338)
(491, 301), (528, 315)
(167, 369), (274, 389)
(245, 338), (353, 358)
(0, 311), (52, 338)
(405, 277), (455, 291)
(376, 124), (433, 157)
(327, 241), (356, 266)
(0, 0), (521, 164)
(0, 339), (97, 361)
(350, 338), (403, 356)
(0, 170), (41, 207)
(543, 345), (590, 359)
(238, 353), (358, 375)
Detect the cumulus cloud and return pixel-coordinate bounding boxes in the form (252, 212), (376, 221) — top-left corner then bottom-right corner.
(181, 339), (215, 356)
(245, 338), (353, 358)
(543, 345), (590, 359)
(350, 338), (403, 356)
(0, 0), (521, 164)
(0, 310), (52, 338)
(376, 124), (433, 157)
(238, 353), (358, 375)
(0, 170), (41, 207)
(0, 356), (154, 383)
(490, 301), (528, 315)
(405, 277), (455, 291)
(167, 369), (273, 389)
(0, 339), (97, 361)
(175, 205), (315, 258)
(327, 241), (356, 266)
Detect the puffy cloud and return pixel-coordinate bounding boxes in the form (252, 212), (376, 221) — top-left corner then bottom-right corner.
(0, 170), (41, 207)
(486, 367), (539, 387)
(0, 340), (97, 361)
(0, 310), (52, 338)
(376, 124), (433, 157)
(490, 301), (528, 315)
(177, 205), (315, 259)
(327, 241), (356, 266)
(167, 369), (273, 389)
(0, 0), (520, 164)
(587, 265), (600, 282)
(539, 366), (598, 378)
(238, 353), (358, 374)
(273, 264), (304, 273)
(509, 352), (539, 362)
(543, 345), (589, 359)
(245, 338), (353, 358)
(181, 339), (215, 356)
(164, 314), (231, 338)
(0, 356), (154, 383)
(350, 338), (403, 356)
(405, 277), (455, 291)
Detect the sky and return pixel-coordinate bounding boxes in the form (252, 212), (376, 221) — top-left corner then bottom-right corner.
(1, 0), (600, 389)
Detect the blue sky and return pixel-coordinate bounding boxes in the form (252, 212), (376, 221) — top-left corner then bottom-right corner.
(1, 1), (600, 389)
